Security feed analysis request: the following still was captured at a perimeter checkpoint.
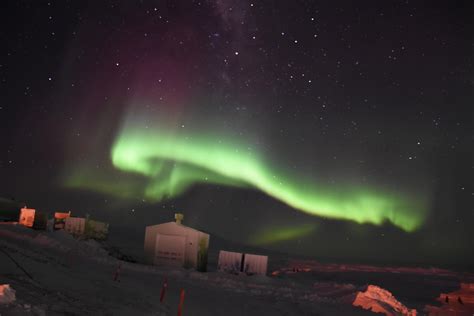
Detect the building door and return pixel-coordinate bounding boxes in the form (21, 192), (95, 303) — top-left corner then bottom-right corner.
(153, 234), (186, 267)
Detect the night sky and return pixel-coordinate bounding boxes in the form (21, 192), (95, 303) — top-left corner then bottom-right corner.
(1, 1), (472, 267)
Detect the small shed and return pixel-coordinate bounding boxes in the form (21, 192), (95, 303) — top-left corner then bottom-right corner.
(218, 251), (268, 276)
(144, 214), (209, 271)
(85, 219), (109, 240)
(18, 208), (47, 230)
(65, 217), (86, 237)
(218, 251), (243, 273)
(64, 217), (109, 240)
(243, 253), (268, 276)
(54, 212), (71, 230)
(18, 208), (35, 227)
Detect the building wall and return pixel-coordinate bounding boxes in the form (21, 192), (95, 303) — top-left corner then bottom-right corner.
(218, 251), (243, 273)
(85, 220), (108, 240)
(65, 217), (86, 236)
(54, 212), (70, 230)
(19, 208), (35, 227)
(196, 232), (209, 272)
(32, 211), (47, 230)
(144, 225), (161, 264)
(153, 234), (186, 266)
(243, 254), (268, 275)
(144, 222), (209, 270)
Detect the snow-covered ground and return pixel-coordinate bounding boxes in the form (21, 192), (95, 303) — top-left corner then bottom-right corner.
(0, 224), (472, 315)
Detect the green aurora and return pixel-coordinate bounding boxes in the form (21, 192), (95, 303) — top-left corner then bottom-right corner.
(96, 124), (428, 232)
(250, 224), (318, 245)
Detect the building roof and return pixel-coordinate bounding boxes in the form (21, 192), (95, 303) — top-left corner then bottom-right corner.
(146, 221), (209, 234)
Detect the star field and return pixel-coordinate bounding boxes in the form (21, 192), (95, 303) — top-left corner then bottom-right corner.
(0, 0), (472, 266)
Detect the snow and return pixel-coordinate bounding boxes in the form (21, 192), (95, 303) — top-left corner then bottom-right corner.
(424, 283), (474, 315)
(0, 284), (16, 304)
(0, 224), (472, 315)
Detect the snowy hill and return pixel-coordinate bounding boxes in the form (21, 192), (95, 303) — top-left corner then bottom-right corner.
(0, 224), (370, 315)
(1, 224), (471, 315)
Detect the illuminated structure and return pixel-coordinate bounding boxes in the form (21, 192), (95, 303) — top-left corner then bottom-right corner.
(144, 213), (209, 272)
(17, 208), (47, 230)
(18, 208), (35, 227)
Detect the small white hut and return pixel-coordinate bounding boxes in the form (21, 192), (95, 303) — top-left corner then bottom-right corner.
(218, 250), (243, 273)
(218, 251), (268, 276)
(144, 214), (209, 271)
(243, 253), (268, 275)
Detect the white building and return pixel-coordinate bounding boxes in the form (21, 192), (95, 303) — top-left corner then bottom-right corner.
(243, 253), (268, 276)
(218, 250), (243, 273)
(218, 250), (268, 276)
(144, 214), (209, 271)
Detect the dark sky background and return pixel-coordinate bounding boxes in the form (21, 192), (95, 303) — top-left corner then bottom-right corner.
(1, 0), (472, 268)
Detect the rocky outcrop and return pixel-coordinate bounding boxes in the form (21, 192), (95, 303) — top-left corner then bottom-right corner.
(353, 285), (417, 316)
(0, 284), (16, 304)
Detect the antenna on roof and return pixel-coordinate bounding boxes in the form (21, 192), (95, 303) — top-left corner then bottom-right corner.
(175, 213), (184, 224)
